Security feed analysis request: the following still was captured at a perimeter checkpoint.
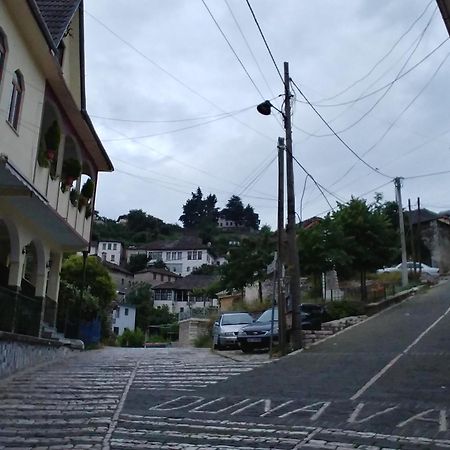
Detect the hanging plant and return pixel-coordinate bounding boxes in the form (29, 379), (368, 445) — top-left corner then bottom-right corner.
(80, 178), (94, 199)
(85, 203), (92, 219)
(78, 194), (87, 211)
(44, 120), (61, 162)
(61, 158), (81, 191)
(69, 188), (79, 207)
(37, 139), (49, 168)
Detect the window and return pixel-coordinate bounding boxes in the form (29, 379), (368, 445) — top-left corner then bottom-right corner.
(166, 252), (171, 260)
(177, 252), (182, 260)
(198, 251), (202, 260)
(153, 273), (157, 280)
(108, 243), (112, 250)
(121, 278), (124, 285)
(8, 70), (24, 130)
(180, 307), (184, 313)
(187, 266), (191, 272)
(101, 252), (106, 261)
(161, 275), (165, 282)
(113, 243), (117, 250)
(187, 251), (192, 260)
(111, 254), (115, 262)
(0, 30), (7, 86)
(102, 243), (106, 250)
(113, 327), (119, 335)
(171, 251), (176, 260)
(124, 308), (129, 316)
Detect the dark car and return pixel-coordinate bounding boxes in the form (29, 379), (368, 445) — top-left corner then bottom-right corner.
(237, 304), (324, 353)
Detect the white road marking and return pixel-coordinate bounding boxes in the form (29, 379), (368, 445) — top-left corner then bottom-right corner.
(348, 402), (398, 424)
(350, 304), (450, 400)
(397, 408), (448, 432)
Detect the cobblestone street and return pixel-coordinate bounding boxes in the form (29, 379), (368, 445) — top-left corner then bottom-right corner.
(2, 282), (450, 449)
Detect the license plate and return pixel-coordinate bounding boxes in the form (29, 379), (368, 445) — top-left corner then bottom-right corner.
(247, 338), (262, 343)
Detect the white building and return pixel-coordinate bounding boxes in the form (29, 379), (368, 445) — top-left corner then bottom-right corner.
(0, 0), (113, 338)
(112, 304), (136, 336)
(153, 274), (219, 314)
(91, 240), (124, 266)
(127, 236), (216, 277)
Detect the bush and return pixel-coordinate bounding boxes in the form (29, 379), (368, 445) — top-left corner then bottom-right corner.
(118, 328), (145, 347)
(194, 333), (212, 348)
(324, 300), (365, 321)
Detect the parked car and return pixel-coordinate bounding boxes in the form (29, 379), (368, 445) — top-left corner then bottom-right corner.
(237, 304), (323, 353)
(377, 262), (439, 275)
(212, 312), (254, 350)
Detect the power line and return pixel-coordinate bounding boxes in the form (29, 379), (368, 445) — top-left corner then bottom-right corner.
(299, 38), (449, 108)
(316, 0), (435, 103)
(404, 169), (450, 179)
(325, 51), (450, 190)
(201, 0), (265, 99)
(85, 11), (275, 142)
(101, 105), (255, 142)
(290, 79), (393, 179)
(238, 153), (277, 197)
(90, 108), (251, 124)
(224, 0), (275, 98)
(244, 0), (283, 84)
(295, 8), (437, 138)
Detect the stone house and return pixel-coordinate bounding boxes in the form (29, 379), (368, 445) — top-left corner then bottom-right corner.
(134, 266), (180, 288)
(406, 208), (450, 272)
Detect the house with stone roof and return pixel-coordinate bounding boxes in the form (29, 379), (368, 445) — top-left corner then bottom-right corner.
(152, 274), (219, 314)
(126, 236), (217, 277)
(0, 0), (113, 338)
(134, 266), (180, 288)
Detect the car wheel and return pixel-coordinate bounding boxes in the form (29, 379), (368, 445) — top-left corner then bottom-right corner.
(214, 338), (224, 350)
(240, 343), (253, 353)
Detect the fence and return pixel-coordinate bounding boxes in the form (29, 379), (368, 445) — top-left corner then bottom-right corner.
(0, 286), (42, 336)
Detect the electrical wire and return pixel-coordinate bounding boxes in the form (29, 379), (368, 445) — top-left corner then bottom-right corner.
(325, 51), (450, 190)
(101, 104), (255, 142)
(224, 0), (275, 98)
(299, 175), (310, 223)
(295, 8), (437, 138)
(290, 79), (393, 179)
(316, 0), (435, 103)
(298, 38), (449, 108)
(244, 0), (283, 84)
(85, 11), (275, 142)
(201, 0), (265, 100)
(404, 169), (450, 180)
(238, 153), (277, 197)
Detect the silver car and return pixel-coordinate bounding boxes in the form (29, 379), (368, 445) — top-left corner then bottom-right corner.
(212, 312), (254, 350)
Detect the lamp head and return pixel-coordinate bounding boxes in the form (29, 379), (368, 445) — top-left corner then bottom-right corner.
(257, 100), (272, 116)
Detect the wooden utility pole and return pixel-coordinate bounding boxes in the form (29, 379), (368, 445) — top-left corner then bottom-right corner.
(417, 197), (422, 275)
(283, 62), (302, 350)
(394, 177), (408, 287)
(276, 137), (287, 355)
(408, 199), (417, 274)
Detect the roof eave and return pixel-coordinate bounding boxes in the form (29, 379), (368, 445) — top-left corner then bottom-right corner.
(437, 0), (450, 36)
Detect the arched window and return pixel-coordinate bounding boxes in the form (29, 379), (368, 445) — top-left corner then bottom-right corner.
(0, 29), (7, 85)
(8, 70), (24, 130)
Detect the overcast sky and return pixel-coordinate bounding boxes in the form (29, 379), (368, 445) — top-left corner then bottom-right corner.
(83, 0), (450, 229)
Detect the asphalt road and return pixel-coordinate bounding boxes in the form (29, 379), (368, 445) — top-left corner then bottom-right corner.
(1, 280), (450, 449)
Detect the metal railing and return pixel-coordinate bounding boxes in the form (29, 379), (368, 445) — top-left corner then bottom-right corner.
(0, 285), (42, 336)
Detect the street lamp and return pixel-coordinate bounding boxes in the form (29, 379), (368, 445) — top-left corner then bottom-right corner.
(256, 61), (302, 351)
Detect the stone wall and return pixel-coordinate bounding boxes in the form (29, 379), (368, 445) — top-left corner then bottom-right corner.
(0, 332), (75, 380)
(302, 316), (367, 348)
(178, 318), (210, 347)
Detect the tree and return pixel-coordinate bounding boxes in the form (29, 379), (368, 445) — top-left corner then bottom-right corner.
(331, 197), (398, 300)
(223, 195), (245, 224)
(220, 231), (274, 301)
(179, 187), (219, 229)
(126, 254), (148, 273)
(60, 255), (116, 339)
(126, 282), (154, 331)
(243, 204), (260, 230)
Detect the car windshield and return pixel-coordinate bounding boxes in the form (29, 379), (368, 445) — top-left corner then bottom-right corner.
(256, 309), (278, 323)
(222, 313), (253, 325)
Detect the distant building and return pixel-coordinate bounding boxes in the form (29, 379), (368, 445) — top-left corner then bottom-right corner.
(127, 236), (216, 277)
(152, 274), (219, 314)
(102, 261), (134, 301)
(134, 266), (180, 287)
(112, 303), (136, 336)
(91, 240), (125, 266)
